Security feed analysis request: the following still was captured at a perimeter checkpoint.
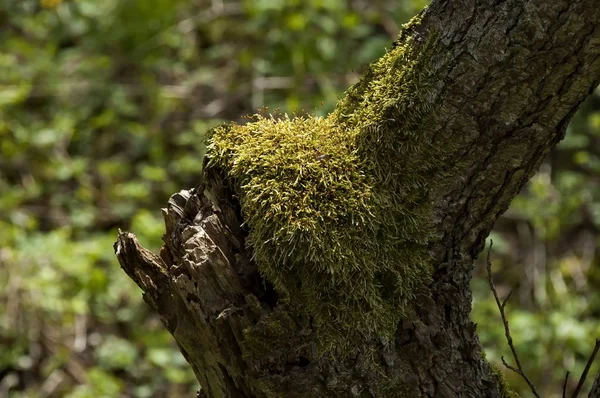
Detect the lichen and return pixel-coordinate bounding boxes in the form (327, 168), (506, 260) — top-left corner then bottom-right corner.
(205, 14), (444, 352)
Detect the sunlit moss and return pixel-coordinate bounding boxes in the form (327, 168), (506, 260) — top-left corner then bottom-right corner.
(206, 14), (442, 351)
(490, 365), (521, 398)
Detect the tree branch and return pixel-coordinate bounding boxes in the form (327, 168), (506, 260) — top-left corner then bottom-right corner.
(114, 0), (600, 396)
(572, 339), (600, 397)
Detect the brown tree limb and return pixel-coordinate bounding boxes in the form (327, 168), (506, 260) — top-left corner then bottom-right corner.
(115, 0), (600, 396)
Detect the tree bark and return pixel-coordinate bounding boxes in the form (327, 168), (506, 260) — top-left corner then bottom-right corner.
(115, 0), (600, 397)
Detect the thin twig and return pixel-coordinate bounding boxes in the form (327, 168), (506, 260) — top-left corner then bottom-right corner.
(501, 290), (513, 309)
(486, 240), (541, 398)
(563, 371), (570, 398)
(571, 338), (600, 398)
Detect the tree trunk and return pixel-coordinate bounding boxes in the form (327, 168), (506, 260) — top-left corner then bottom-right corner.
(115, 0), (600, 397)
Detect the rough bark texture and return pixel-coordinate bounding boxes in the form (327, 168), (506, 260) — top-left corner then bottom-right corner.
(115, 0), (600, 397)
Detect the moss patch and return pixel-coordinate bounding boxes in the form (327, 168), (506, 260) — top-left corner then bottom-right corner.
(241, 306), (307, 371)
(206, 16), (443, 351)
(490, 365), (521, 398)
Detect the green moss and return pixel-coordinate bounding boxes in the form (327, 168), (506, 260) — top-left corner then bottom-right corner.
(241, 307), (305, 370)
(490, 365), (521, 398)
(206, 16), (444, 352)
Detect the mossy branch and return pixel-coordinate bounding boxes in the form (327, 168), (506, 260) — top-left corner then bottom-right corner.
(204, 20), (442, 352)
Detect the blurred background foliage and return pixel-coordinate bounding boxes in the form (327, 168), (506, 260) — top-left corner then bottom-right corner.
(0, 0), (598, 397)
